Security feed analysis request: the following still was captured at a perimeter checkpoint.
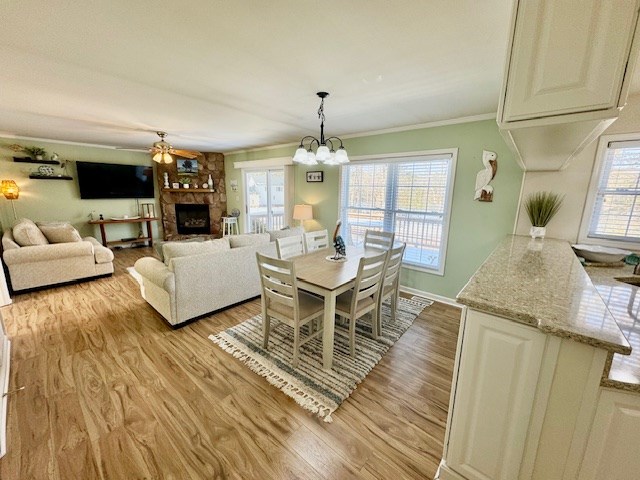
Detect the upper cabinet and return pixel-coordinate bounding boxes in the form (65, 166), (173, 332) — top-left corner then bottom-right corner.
(498, 0), (640, 171)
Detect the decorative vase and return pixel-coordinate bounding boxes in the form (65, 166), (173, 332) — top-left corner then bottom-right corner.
(183, 184), (190, 189)
(35, 155), (43, 161)
(530, 226), (546, 239)
(207, 174), (213, 189)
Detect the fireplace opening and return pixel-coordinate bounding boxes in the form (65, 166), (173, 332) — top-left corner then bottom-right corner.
(175, 204), (210, 235)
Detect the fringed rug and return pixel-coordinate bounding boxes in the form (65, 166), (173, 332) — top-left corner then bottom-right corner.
(209, 296), (432, 422)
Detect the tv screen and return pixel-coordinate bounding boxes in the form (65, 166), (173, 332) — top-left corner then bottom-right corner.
(77, 161), (155, 199)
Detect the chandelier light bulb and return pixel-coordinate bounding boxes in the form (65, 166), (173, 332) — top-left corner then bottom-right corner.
(306, 149), (318, 165)
(293, 146), (308, 163)
(316, 145), (331, 162)
(335, 147), (349, 164)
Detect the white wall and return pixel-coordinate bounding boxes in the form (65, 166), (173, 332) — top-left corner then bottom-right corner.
(515, 94), (640, 242)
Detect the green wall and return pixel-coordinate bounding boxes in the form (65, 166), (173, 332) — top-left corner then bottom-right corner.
(226, 119), (523, 299)
(0, 138), (159, 241)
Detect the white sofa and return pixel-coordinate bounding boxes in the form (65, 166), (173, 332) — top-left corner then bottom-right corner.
(134, 233), (280, 326)
(2, 221), (114, 291)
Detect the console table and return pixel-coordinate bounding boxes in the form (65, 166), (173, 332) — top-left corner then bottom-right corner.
(88, 217), (158, 248)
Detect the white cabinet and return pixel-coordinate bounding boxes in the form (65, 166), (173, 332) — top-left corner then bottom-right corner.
(498, 0), (640, 171)
(441, 310), (547, 480)
(579, 389), (640, 479)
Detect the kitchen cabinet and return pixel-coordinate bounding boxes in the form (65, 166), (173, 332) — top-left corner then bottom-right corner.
(579, 389), (640, 479)
(498, 0), (640, 171)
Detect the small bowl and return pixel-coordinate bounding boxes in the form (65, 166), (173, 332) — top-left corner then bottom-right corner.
(572, 244), (632, 263)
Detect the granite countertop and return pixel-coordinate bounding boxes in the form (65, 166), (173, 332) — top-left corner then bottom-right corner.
(584, 264), (640, 391)
(457, 235), (631, 355)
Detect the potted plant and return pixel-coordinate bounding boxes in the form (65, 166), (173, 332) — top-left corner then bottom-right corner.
(524, 191), (564, 239)
(179, 177), (191, 189)
(24, 146), (47, 161)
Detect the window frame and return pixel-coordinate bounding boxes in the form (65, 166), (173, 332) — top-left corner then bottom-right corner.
(579, 133), (640, 249)
(338, 148), (458, 276)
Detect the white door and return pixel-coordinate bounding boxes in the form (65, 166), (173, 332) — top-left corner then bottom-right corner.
(244, 168), (285, 232)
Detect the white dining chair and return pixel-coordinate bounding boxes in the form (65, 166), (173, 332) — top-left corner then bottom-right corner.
(304, 229), (329, 252)
(364, 229), (395, 251)
(377, 242), (406, 331)
(334, 250), (388, 356)
(256, 252), (324, 367)
(276, 235), (305, 259)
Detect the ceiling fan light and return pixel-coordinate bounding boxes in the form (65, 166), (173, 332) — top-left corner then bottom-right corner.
(152, 152), (163, 163)
(162, 152), (173, 163)
(293, 146), (308, 163)
(316, 145), (331, 162)
(335, 147), (349, 164)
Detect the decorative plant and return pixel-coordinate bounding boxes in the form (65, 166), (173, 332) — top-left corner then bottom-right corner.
(178, 177), (191, 185)
(524, 191), (564, 227)
(24, 146), (47, 158)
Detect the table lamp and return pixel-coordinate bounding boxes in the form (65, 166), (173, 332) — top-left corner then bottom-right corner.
(292, 204), (313, 228)
(1, 180), (19, 220)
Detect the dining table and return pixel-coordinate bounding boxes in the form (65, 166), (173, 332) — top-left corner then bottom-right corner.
(292, 245), (379, 370)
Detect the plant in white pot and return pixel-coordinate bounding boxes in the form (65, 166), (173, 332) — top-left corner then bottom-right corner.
(524, 191), (563, 239)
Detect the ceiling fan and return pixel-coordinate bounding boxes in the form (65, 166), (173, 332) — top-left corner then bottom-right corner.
(149, 131), (202, 163)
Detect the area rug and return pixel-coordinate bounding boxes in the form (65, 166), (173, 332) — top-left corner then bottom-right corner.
(209, 296), (432, 422)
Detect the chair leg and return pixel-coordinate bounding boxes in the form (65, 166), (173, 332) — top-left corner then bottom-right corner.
(391, 292), (397, 323)
(349, 316), (356, 357)
(292, 324), (300, 368)
(371, 306), (379, 339)
(262, 304), (270, 349)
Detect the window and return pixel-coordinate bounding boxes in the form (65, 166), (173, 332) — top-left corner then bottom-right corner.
(339, 151), (456, 274)
(244, 168), (286, 232)
(586, 138), (640, 243)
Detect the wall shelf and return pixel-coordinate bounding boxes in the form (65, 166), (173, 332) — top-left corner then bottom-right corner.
(28, 174), (73, 180)
(14, 157), (60, 165)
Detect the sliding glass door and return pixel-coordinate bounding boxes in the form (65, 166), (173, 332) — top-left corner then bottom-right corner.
(244, 168), (285, 232)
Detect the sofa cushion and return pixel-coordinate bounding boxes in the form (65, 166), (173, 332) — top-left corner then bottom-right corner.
(268, 226), (304, 242)
(229, 233), (271, 248)
(162, 237), (230, 266)
(36, 222), (83, 243)
(12, 218), (49, 246)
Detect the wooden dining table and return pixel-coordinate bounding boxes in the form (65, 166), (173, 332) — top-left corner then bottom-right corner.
(292, 245), (379, 370)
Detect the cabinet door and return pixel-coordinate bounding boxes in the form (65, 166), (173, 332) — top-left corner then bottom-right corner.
(579, 389), (640, 479)
(446, 310), (547, 480)
(502, 0), (639, 122)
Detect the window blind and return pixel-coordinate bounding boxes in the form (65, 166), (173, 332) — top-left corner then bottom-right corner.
(589, 142), (640, 241)
(339, 153), (454, 272)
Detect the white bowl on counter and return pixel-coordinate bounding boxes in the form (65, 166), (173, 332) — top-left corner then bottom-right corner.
(571, 244), (632, 263)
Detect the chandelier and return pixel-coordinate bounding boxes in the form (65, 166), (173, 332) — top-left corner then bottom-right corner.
(293, 92), (349, 166)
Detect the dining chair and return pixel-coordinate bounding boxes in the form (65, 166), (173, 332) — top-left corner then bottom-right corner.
(304, 229), (329, 252)
(276, 235), (305, 259)
(256, 252), (324, 367)
(377, 242), (406, 331)
(334, 250), (388, 356)
(364, 229), (395, 251)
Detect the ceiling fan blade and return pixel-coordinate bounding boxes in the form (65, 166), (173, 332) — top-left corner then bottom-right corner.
(114, 147), (150, 153)
(170, 148), (201, 159)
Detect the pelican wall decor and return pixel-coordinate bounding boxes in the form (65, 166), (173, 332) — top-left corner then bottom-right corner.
(474, 150), (498, 202)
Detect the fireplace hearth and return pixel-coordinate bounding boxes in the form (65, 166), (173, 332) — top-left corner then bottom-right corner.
(175, 204), (210, 235)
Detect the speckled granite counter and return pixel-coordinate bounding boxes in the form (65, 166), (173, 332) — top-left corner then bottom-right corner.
(585, 264), (640, 392)
(457, 235), (631, 355)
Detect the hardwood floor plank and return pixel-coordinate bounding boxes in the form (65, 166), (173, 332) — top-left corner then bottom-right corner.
(0, 246), (461, 479)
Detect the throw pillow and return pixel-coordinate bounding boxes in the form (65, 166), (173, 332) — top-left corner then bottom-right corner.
(268, 226), (304, 242)
(162, 237), (230, 266)
(12, 218), (49, 246)
(228, 233), (271, 248)
(36, 222), (83, 243)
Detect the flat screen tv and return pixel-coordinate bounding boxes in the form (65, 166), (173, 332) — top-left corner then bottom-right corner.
(77, 161), (155, 199)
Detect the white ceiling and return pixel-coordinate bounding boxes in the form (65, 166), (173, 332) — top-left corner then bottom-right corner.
(0, 0), (517, 153)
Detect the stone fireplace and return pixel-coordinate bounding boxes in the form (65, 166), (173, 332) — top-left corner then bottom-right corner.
(156, 152), (227, 240)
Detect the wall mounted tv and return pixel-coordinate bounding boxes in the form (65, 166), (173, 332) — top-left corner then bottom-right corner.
(77, 161), (155, 199)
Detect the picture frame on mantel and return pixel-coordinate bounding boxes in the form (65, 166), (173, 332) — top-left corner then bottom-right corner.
(306, 171), (323, 183)
(176, 158), (198, 175)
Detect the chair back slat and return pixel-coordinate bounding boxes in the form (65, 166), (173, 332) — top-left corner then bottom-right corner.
(256, 252), (298, 314)
(364, 230), (395, 252)
(350, 251), (387, 312)
(304, 229), (329, 252)
(383, 243), (406, 288)
(276, 235), (305, 259)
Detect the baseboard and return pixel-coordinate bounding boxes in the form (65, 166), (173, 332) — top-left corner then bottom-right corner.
(399, 286), (462, 308)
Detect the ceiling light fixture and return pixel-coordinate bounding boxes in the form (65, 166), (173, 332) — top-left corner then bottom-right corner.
(152, 132), (173, 164)
(293, 92), (349, 166)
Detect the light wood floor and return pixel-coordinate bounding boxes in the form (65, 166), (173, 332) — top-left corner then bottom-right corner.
(0, 247), (461, 480)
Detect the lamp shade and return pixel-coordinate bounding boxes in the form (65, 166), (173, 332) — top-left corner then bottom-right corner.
(292, 204), (313, 221)
(1, 180), (19, 200)
(293, 147), (308, 163)
(316, 145), (331, 162)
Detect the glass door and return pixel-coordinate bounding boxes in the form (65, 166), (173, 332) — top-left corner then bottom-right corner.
(244, 168), (285, 232)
